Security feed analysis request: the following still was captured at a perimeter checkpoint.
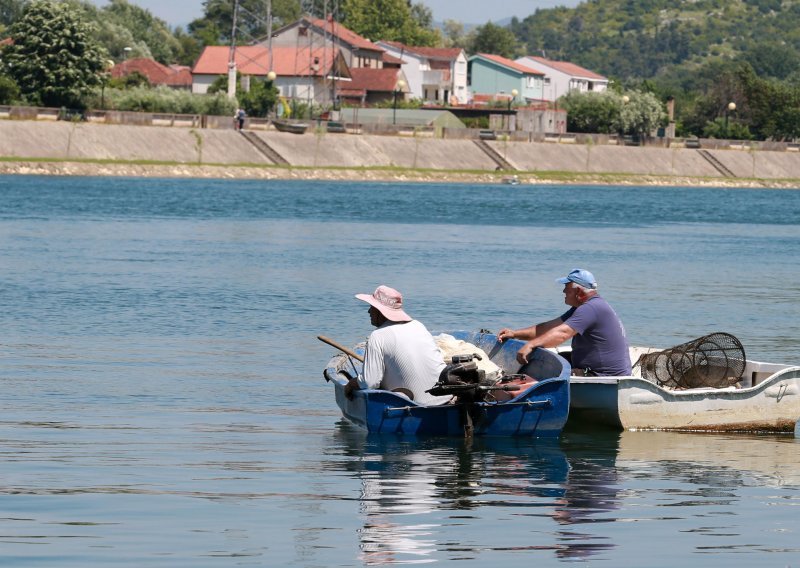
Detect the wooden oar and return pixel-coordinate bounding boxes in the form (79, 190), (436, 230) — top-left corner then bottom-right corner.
(317, 335), (364, 362)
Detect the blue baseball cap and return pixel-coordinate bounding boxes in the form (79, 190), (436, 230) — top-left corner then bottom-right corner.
(556, 268), (597, 290)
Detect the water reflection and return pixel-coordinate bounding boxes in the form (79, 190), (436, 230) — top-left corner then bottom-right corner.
(331, 425), (628, 563)
(553, 431), (622, 559)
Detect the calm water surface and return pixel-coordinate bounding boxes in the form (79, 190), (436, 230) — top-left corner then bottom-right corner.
(1, 175), (799, 566)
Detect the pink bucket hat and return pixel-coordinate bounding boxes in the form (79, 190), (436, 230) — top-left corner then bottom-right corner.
(355, 285), (412, 322)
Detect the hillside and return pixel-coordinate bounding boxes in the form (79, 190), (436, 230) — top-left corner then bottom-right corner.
(510, 0), (800, 83)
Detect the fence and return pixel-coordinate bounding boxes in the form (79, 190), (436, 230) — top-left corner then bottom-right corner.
(1, 104), (797, 150)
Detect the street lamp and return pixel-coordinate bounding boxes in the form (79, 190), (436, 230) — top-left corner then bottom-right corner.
(101, 59), (114, 110)
(725, 101), (736, 134)
(393, 79), (405, 125)
(509, 88), (518, 111)
(266, 71), (277, 118)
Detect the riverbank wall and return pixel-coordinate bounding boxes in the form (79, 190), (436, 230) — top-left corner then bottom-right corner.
(2, 119), (799, 186)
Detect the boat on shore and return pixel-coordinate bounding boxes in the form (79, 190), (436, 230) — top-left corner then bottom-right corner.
(565, 341), (800, 432)
(272, 120), (308, 134)
(321, 330), (570, 438)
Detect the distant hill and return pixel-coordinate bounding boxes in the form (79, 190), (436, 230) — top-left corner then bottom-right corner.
(433, 16), (512, 33)
(509, 0), (800, 83)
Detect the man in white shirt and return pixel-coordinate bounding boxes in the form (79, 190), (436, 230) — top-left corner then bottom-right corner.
(344, 285), (451, 405)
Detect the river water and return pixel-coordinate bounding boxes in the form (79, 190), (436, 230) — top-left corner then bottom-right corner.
(1, 175), (799, 566)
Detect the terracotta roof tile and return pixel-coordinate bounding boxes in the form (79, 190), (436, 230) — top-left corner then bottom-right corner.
(523, 56), (607, 80)
(193, 45), (341, 77)
(338, 68), (400, 94)
(476, 53), (544, 75)
(305, 17), (383, 52)
(163, 67), (193, 87)
(111, 57), (191, 87)
(381, 41), (462, 61)
(382, 52), (404, 65)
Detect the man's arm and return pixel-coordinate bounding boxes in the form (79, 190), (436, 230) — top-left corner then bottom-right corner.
(358, 340), (384, 390)
(515, 322), (577, 364)
(498, 317), (563, 342)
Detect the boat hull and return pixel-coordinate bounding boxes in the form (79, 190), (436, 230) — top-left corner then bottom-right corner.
(272, 120), (308, 134)
(324, 330), (571, 437)
(569, 365), (800, 432)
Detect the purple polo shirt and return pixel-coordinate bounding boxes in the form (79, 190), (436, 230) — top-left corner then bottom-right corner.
(561, 295), (631, 376)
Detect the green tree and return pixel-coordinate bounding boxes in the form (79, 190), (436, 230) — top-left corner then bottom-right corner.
(190, 0), (302, 45)
(441, 19), (467, 48)
(702, 117), (753, 140)
(239, 78), (278, 117)
(0, 0), (25, 28)
(3, 1), (106, 109)
(560, 90), (666, 138)
(100, 0), (181, 63)
(172, 26), (205, 67)
(742, 42), (800, 81)
(561, 91), (622, 134)
(469, 22), (519, 59)
(0, 73), (20, 104)
(108, 70), (150, 89)
(618, 91), (665, 139)
(203, 71), (277, 117)
(340, 0), (440, 46)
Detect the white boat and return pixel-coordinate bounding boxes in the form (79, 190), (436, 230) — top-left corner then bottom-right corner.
(564, 343), (800, 432)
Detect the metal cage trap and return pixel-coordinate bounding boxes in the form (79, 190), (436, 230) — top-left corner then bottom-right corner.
(634, 332), (746, 389)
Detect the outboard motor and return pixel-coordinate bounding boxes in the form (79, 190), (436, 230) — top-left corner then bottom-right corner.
(427, 353), (520, 437)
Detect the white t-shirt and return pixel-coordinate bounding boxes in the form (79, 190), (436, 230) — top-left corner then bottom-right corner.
(358, 320), (450, 406)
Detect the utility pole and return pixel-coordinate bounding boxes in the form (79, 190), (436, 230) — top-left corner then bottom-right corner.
(227, 0), (240, 99)
(266, 0), (273, 73)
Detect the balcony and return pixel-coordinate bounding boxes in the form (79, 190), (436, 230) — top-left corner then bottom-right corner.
(422, 69), (451, 88)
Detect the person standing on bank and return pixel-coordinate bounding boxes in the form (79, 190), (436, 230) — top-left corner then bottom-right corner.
(344, 285), (451, 405)
(235, 108), (246, 130)
(498, 269), (632, 376)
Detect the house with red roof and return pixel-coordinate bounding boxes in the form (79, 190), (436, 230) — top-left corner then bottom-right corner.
(467, 53), (545, 105)
(269, 16), (387, 70)
(337, 67), (409, 106)
(515, 56), (608, 102)
(266, 16), (406, 105)
(112, 58), (192, 89)
(376, 41), (468, 106)
(191, 44), (350, 107)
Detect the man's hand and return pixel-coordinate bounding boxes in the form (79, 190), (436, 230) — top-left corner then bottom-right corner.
(344, 377), (360, 399)
(516, 342), (534, 365)
(498, 328), (515, 342)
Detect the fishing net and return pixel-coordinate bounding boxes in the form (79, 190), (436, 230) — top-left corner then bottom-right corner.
(635, 332), (746, 389)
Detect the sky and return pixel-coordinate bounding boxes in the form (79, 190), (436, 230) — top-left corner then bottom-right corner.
(92, 0), (583, 28)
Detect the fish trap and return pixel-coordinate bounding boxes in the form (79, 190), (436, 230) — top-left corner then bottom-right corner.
(635, 332), (746, 389)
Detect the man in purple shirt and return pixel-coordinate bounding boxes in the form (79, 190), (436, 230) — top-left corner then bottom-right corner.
(498, 269), (632, 376)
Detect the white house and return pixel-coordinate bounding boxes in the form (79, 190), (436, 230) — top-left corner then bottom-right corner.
(270, 16), (386, 70)
(191, 45), (350, 107)
(376, 41), (468, 105)
(515, 56), (608, 102)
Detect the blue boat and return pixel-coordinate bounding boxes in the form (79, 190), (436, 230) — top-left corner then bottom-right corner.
(322, 330), (571, 437)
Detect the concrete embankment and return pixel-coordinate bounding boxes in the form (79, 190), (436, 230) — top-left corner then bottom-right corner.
(1, 120), (799, 186)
